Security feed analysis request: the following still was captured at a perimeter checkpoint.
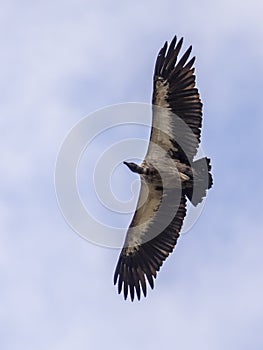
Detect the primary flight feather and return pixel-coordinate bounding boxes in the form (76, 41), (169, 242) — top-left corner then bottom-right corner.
(113, 35), (213, 301)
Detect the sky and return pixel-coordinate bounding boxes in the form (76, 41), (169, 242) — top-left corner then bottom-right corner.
(1, 0), (263, 349)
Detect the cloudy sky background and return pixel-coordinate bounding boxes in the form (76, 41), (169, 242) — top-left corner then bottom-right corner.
(1, 0), (263, 349)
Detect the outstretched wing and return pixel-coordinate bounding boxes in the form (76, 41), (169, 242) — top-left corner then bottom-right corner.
(147, 36), (203, 163)
(114, 179), (187, 301)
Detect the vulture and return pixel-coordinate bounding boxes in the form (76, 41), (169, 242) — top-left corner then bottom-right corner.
(113, 35), (213, 301)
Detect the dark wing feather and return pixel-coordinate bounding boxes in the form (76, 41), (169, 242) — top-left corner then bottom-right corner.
(150, 36), (203, 162)
(114, 185), (187, 301)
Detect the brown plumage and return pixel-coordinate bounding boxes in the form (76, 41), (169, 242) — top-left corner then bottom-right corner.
(113, 35), (213, 301)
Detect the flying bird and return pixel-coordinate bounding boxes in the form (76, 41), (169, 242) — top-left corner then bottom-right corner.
(114, 35), (213, 301)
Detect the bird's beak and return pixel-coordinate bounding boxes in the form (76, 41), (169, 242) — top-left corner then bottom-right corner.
(123, 161), (131, 170)
(123, 161), (136, 172)
(123, 161), (143, 174)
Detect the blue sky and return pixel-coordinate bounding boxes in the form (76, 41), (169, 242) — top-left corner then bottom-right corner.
(1, 1), (263, 349)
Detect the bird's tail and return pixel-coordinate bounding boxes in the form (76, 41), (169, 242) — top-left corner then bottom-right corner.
(184, 157), (213, 206)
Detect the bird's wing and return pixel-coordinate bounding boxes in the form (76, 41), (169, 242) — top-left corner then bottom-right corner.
(114, 178), (187, 301)
(146, 36), (203, 163)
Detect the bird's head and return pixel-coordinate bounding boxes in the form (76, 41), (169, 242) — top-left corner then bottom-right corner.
(123, 161), (142, 174)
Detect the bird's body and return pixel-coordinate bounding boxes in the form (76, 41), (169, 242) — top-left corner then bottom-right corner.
(113, 35), (213, 301)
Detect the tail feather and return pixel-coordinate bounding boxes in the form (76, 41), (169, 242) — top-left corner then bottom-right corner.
(185, 157), (213, 206)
